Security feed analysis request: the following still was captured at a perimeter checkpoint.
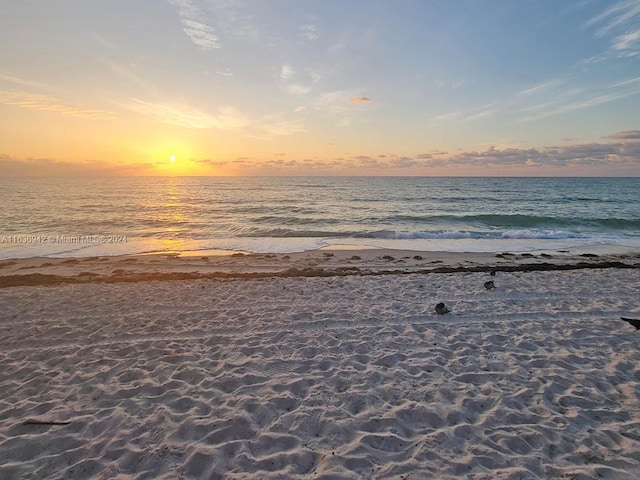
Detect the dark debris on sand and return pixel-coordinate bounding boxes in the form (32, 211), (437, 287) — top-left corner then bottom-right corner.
(0, 260), (638, 288)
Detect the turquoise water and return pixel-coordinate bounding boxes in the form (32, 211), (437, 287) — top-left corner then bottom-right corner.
(1, 177), (639, 258)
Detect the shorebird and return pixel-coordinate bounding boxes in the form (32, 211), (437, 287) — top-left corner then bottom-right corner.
(435, 302), (450, 315)
(484, 280), (496, 290)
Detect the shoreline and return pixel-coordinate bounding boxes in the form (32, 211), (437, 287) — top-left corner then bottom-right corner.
(2, 233), (640, 262)
(1, 247), (639, 288)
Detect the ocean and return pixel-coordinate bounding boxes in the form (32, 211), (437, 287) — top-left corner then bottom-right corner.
(1, 176), (639, 259)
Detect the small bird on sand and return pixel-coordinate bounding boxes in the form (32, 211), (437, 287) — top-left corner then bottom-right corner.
(484, 280), (496, 290)
(435, 302), (450, 315)
(621, 317), (640, 330)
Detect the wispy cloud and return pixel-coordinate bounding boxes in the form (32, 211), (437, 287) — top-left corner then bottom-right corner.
(87, 30), (118, 51)
(432, 66), (638, 126)
(606, 76), (640, 88)
(212, 1), (259, 40)
(0, 73), (58, 91)
(613, 29), (640, 51)
(182, 19), (221, 50)
(463, 104), (497, 122)
(260, 119), (306, 136)
(278, 64), (320, 96)
(170, 0), (221, 50)
(584, 0), (640, 37)
(583, 0), (640, 58)
(299, 24), (319, 42)
(280, 64), (295, 80)
(520, 92), (633, 122)
(104, 60), (153, 91)
(121, 99), (248, 129)
(287, 84), (311, 95)
(518, 78), (640, 122)
(517, 79), (563, 97)
(432, 111), (460, 122)
(0, 90), (116, 120)
(215, 68), (234, 77)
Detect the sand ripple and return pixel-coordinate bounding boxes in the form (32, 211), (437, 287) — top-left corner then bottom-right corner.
(1, 269), (639, 478)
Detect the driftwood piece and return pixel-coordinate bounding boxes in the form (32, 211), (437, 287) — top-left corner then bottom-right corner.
(21, 418), (72, 426)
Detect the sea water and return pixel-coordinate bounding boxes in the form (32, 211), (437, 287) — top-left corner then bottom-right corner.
(1, 176), (639, 259)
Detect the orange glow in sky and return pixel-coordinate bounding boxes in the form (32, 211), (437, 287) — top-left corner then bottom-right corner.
(1, 2), (639, 176)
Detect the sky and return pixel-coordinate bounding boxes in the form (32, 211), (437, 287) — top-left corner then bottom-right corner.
(0, 0), (639, 176)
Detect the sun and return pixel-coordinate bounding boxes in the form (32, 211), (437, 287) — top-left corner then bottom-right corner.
(169, 155), (176, 163)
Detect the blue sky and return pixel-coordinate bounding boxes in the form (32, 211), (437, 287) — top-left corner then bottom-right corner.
(0, 0), (639, 175)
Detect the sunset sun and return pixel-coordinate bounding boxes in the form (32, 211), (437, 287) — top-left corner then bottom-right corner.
(169, 155), (176, 163)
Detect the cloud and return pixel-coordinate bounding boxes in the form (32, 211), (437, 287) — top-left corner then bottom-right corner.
(105, 60), (153, 91)
(353, 133), (639, 171)
(0, 90), (116, 120)
(185, 131), (640, 174)
(433, 111), (460, 122)
(287, 84), (311, 95)
(613, 29), (640, 51)
(181, 19), (221, 50)
(350, 96), (371, 104)
(299, 24), (319, 42)
(517, 79), (563, 97)
(448, 64), (640, 126)
(170, 0), (221, 50)
(194, 156), (307, 174)
(260, 119), (306, 136)
(0, 155), (149, 177)
(280, 65), (295, 80)
(441, 139), (638, 169)
(604, 130), (640, 140)
(0, 73), (57, 91)
(584, 0), (640, 38)
(6, 130), (637, 177)
(121, 99), (248, 129)
(607, 76), (640, 89)
(313, 91), (352, 114)
(464, 104), (497, 122)
(518, 88), (640, 122)
(211, 1), (259, 40)
(215, 68), (234, 77)
(433, 105), (495, 125)
(516, 74), (640, 123)
(390, 156), (420, 168)
(278, 65), (320, 97)
(313, 91), (372, 115)
(584, 0), (640, 57)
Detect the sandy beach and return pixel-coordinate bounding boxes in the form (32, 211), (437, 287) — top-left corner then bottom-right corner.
(1, 249), (640, 479)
